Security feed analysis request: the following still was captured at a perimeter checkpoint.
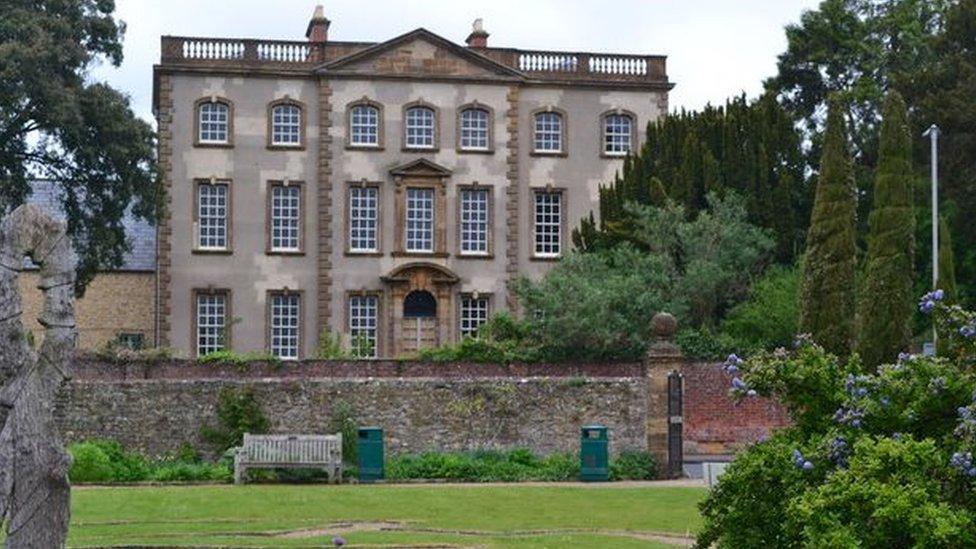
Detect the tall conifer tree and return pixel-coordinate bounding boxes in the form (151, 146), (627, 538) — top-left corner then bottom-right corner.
(799, 97), (857, 356)
(857, 91), (915, 367)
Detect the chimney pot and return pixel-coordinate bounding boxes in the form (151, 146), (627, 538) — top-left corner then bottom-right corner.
(465, 18), (489, 48)
(306, 5), (331, 42)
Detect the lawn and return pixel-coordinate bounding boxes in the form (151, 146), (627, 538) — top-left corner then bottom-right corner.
(68, 483), (706, 547)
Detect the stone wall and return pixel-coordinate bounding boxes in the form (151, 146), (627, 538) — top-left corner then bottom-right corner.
(19, 271), (155, 350)
(59, 364), (647, 458)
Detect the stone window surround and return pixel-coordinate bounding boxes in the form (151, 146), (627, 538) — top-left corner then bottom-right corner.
(599, 108), (638, 158)
(530, 185), (567, 261)
(457, 291), (493, 340)
(346, 289), (384, 358)
(455, 102), (495, 154)
(192, 178), (233, 255)
(344, 180), (384, 256)
(345, 97), (385, 151)
(193, 96), (234, 148)
(265, 180), (305, 256)
(266, 97), (307, 150)
(265, 288), (304, 360)
(401, 99), (440, 152)
(455, 183), (494, 259)
(392, 176), (448, 258)
(530, 106), (568, 157)
(190, 287), (232, 358)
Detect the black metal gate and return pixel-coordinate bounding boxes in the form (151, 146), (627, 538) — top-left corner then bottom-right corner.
(667, 370), (684, 478)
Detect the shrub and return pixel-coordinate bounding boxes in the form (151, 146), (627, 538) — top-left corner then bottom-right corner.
(197, 350), (279, 366)
(328, 400), (358, 465)
(385, 449), (649, 482)
(416, 313), (543, 363)
(150, 462), (231, 483)
(610, 451), (657, 480)
(720, 264), (799, 352)
(68, 442), (115, 483)
(314, 329), (350, 359)
(200, 386), (269, 452)
(676, 327), (734, 360)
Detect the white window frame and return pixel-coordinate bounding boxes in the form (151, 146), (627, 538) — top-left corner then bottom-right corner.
(349, 294), (378, 358)
(269, 292), (300, 360)
(459, 188), (490, 255)
(533, 190), (563, 258)
(196, 292), (227, 357)
(197, 182), (229, 251)
(349, 186), (379, 253)
(604, 113), (633, 156)
(271, 103), (302, 146)
(533, 111), (563, 153)
(405, 187), (434, 253)
(198, 102), (229, 144)
(459, 108), (490, 151)
(405, 106), (436, 149)
(350, 104), (380, 147)
(270, 184), (301, 252)
(459, 295), (490, 339)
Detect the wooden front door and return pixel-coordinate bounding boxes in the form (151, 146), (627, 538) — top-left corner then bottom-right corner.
(401, 290), (438, 354)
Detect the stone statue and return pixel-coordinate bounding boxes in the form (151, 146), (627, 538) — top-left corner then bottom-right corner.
(0, 205), (77, 547)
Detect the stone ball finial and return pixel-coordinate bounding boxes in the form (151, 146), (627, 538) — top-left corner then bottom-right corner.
(650, 312), (677, 340)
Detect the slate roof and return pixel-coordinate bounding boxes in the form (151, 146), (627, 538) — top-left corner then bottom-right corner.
(23, 180), (156, 272)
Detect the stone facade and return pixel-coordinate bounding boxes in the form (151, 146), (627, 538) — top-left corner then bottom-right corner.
(153, 10), (672, 358)
(17, 272), (155, 350)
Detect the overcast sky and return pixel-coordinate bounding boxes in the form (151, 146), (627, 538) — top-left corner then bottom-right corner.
(90, 0), (822, 124)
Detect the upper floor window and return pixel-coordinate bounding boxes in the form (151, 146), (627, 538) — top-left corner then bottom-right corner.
(603, 112), (634, 156)
(533, 110), (564, 154)
(349, 185), (379, 253)
(268, 183), (302, 253)
(269, 291), (301, 360)
(197, 99), (232, 145)
(533, 190), (563, 258)
(405, 187), (435, 252)
(270, 101), (302, 147)
(404, 105), (436, 149)
(196, 181), (230, 251)
(459, 188), (490, 255)
(349, 101), (381, 148)
(458, 107), (490, 151)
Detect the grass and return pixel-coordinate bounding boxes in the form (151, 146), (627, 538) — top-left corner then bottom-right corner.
(68, 483), (705, 547)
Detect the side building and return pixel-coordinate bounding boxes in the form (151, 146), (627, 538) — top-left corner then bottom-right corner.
(19, 180), (157, 350)
(153, 8), (672, 359)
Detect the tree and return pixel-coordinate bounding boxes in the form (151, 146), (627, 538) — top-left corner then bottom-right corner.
(0, 0), (158, 293)
(799, 98), (857, 356)
(857, 91), (915, 368)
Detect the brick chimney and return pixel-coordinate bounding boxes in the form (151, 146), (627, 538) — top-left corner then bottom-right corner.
(306, 5), (331, 42)
(465, 18), (489, 48)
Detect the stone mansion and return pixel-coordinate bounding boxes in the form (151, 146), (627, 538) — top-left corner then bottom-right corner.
(152, 7), (672, 359)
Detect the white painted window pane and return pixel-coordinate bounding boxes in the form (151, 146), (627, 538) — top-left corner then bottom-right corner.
(199, 102), (229, 143)
(460, 108), (489, 150)
(405, 106), (435, 148)
(270, 293), (300, 359)
(534, 112), (562, 152)
(196, 293), (226, 356)
(271, 185), (300, 251)
(459, 296), (490, 338)
(460, 189), (489, 254)
(351, 105), (379, 146)
(349, 295), (378, 358)
(406, 187), (434, 252)
(349, 187), (378, 252)
(271, 104), (301, 145)
(198, 184), (228, 250)
(604, 114), (632, 154)
(534, 191), (562, 256)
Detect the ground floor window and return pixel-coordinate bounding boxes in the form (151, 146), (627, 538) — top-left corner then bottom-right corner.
(195, 291), (228, 356)
(269, 292), (300, 360)
(459, 294), (490, 338)
(349, 294), (379, 358)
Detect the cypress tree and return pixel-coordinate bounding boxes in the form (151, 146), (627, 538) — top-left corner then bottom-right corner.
(857, 91), (915, 368)
(799, 97), (857, 356)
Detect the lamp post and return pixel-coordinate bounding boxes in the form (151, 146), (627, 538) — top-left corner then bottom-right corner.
(923, 124), (940, 350)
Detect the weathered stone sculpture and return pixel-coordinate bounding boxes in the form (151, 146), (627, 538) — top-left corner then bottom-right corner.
(0, 204), (77, 547)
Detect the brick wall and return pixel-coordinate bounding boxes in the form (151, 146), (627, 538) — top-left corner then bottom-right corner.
(683, 362), (790, 455)
(19, 272), (155, 350)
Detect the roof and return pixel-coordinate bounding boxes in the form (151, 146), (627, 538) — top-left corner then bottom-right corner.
(23, 180), (156, 272)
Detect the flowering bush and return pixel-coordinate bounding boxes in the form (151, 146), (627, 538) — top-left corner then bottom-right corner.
(695, 292), (976, 547)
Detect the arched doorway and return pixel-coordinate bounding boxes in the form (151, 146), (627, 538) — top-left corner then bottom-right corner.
(403, 290), (437, 353)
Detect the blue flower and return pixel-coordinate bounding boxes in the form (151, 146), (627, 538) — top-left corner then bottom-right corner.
(880, 396), (891, 407)
(731, 377), (748, 391)
(746, 389), (757, 397)
(961, 325), (976, 339)
(802, 460), (814, 471)
(933, 289), (945, 301)
(920, 300), (936, 314)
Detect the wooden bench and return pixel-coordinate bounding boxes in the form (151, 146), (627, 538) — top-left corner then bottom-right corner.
(233, 433), (343, 484)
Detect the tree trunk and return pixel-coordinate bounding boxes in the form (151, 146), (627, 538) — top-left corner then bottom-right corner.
(0, 204), (77, 547)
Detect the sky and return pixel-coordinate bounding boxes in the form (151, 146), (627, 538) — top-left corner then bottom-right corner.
(91, 0), (823, 124)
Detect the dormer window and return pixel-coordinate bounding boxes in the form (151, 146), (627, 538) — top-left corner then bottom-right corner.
(269, 100), (303, 148)
(196, 98), (232, 146)
(348, 100), (382, 148)
(603, 111), (635, 156)
(533, 110), (565, 154)
(404, 104), (437, 150)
